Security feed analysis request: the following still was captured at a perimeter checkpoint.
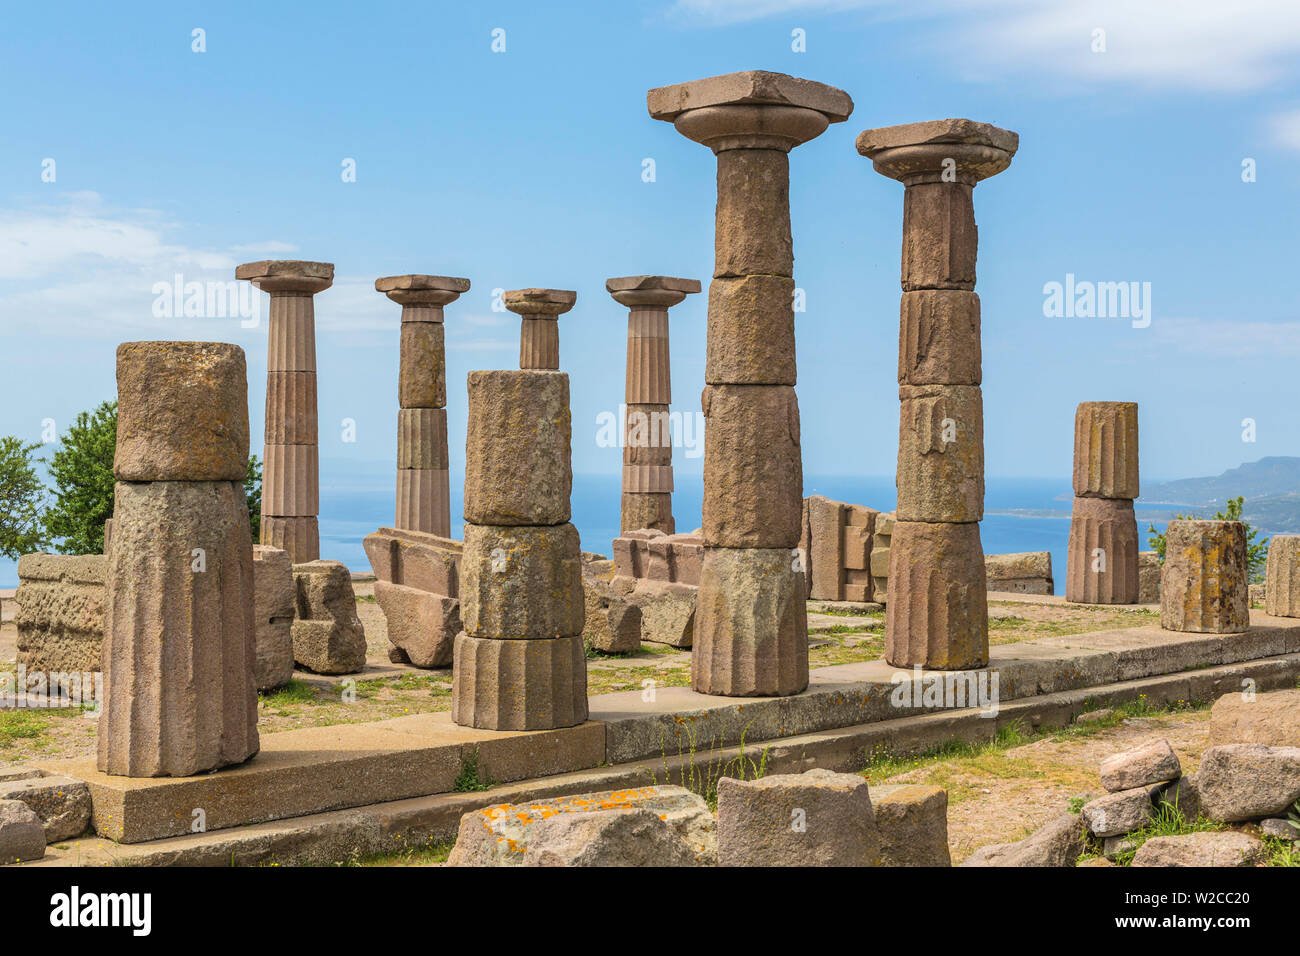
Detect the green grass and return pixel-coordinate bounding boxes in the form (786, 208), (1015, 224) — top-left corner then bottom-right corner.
(259, 679), (319, 708)
(0, 708), (80, 749)
(1104, 803), (1225, 866)
(641, 722), (771, 811)
(452, 747), (495, 793)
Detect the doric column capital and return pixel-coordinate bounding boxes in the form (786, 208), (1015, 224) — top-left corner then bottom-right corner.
(856, 119), (1018, 185)
(504, 288), (577, 318)
(649, 71), (852, 153)
(236, 259), (334, 295)
(606, 275), (701, 310)
(376, 274), (471, 309)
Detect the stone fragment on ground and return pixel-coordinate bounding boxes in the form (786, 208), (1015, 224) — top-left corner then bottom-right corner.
(521, 808), (697, 866)
(446, 785), (715, 866)
(1208, 688), (1299, 748)
(0, 799), (46, 863)
(960, 813), (1085, 867)
(290, 560), (367, 674)
(716, 769), (879, 867)
(0, 772), (91, 842)
(1081, 788), (1153, 837)
(1259, 818), (1299, 841)
(1099, 738), (1181, 792)
(871, 784), (950, 866)
(1195, 744), (1300, 822)
(1130, 831), (1265, 867)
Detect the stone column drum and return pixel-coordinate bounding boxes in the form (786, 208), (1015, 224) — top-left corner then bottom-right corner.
(1066, 402), (1140, 604)
(1265, 535), (1300, 617)
(452, 369), (587, 729)
(376, 274), (470, 537)
(506, 288), (577, 370)
(99, 342), (259, 777)
(1160, 519), (1250, 633)
(649, 70), (853, 696)
(236, 260), (333, 563)
(858, 119), (1019, 670)
(606, 275), (701, 534)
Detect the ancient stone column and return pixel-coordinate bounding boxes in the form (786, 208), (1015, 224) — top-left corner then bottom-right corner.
(1066, 402), (1140, 604)
(649, 70), (853, 696)
(1265, 535), (1300, 617)
(606, 275), (701, 534)
(505, 288), (576, 370)
(453, 369), (587, 729)
(236, 260), (333, 563)
(857, 119), (1019, 670)
(376, 274), (470, 537)
(99, 342), (258, 777)
(1160, 519), (1249, 633)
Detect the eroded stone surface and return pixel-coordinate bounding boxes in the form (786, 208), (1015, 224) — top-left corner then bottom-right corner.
(451, 633), (588, 731)
(1072, 402), (1139, 499)
(1131, 831), (1265, 867)
(1066, 496), (1139, 605)
(1099, 738), (1181, 792)
(1266, 535), (1300, 618)
(252, 545), (295, 690)
(885, 521), (988, 670)
(1196, 744), (1300, 822)
(460, 523), (583, 640)
(290, 560), (367, 675)
(1209, 688), (1300, 748)
(14, 553), (106, 675)
(1160, 520), (1249, 634)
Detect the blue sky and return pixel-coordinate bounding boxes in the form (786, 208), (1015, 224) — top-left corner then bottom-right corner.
(2, 0), (1299, 498)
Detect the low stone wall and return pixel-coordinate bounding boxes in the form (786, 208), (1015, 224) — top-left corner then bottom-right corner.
(14, 554), (107, 675)
(363, 526), (461, 668)
(800, 495), (880, 602)
(984, 551), (1054, 595)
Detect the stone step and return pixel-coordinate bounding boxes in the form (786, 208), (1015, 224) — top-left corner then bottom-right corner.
(26, 651), (1300, 867)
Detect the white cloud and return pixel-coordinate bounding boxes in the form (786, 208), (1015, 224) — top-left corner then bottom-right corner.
(668, 0), (1300, 92)
(1268, 108), (1300, 152)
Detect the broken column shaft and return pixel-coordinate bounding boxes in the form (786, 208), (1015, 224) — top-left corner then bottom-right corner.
(506, 288), (577, 370)
(650, 70), (853, 696)
(99, 341), (259, 777)
(606, 275), (701, 534)
(236, 259), (333, 563)
(1066, 401), (1140, 603)
(376, 274), (470, 537)
(857, 119), (1019, 670)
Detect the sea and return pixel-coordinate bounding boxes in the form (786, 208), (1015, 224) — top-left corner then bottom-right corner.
(1, 473), (1185, 590)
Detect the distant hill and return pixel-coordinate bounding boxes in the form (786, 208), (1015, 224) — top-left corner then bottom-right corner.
(1143, 457), (1300, 533)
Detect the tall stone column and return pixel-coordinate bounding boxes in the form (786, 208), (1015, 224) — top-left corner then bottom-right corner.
(606, 275), (701, 534)
(99, 342), (258, 777)
(236, 260), (333, 563)
(857, 119), (1019, 670)
(505, 288), (576, 370)
(1066, 401), (1140, 603)
(453, 369), (587, 730)
(376, 274), (470, 537)
(649, 71), (853, 696)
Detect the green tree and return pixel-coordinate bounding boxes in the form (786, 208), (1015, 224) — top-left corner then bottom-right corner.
(245, 453), (262, 541)
(42, 401), (117, 555)
(0, 436), (49, 558)
(1147, 495), (1268, 582)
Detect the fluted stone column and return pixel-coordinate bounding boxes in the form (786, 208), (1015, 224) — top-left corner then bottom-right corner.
(1160, 519), (1249, 633)
(650, 70), (853, 696)
(857, 119), (1019, 670)
(236, 259), (333, 563)
(1265, 535), (1300, 617)
(606, 275), (701, 534)
(99, 342), (258, 777)
(452, 369), (587, 729)
(376, 274), (470, 537)
(1066, 402), (1140, 603)
(505, 288), (576, 370)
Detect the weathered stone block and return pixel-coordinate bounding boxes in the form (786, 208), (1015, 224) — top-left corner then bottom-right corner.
(713, 148), (793, 278)
(1065, 496), (1139, 604)
(363, 526), (460, 596)
(693, 547), (808, 696)
(114, 341), (250, 481)
(14, 553), (106, 675)
(984, 551), (1053, 595)
(460, 523), (584, 640)
(396, 408), (448, 470)
(1138, 550), (1161, 603)
(1072, 401), (1139, 499)
(959, 813), (1084, 867)
(871, 784), (951, 866)
(705, 275), (796, 385)
(900, 181), (976, 291)
(1099, 738), (1181, 792)
(374, 580), (459, 668)
(451, 632), (588, 731)
(701, 384), (802, 548)
(1209, 689), (1300, 748)
(898, 290), (980, 386)
(1131, 831), (1265, 867)
(1196, 744), (1300, 821)
(1266, 535), (1300, 617)
(464, 370), (572, 526)
(1160, 520), (1249, 634)
(896, 384), (983, 523)
(0, 800), (45, 863)
(582, 575), (642, 654)
(1081, 787), (1153, 837)
(0, 773), (91, 842)
(621, 491), (674, 535)
(717, 769), (879, 867)
(260, 515), (318, 565)
(398, 321), (446, 409)
(252, 545), (295, 690)
(885, 520), (988, 670)
(291, 560), (367, 675)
